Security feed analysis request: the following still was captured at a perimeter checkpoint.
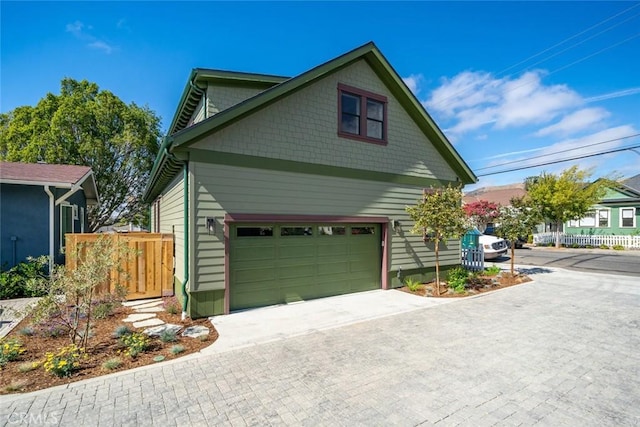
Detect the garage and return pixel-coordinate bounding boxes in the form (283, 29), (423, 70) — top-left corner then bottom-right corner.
(230, 223), (381, 311)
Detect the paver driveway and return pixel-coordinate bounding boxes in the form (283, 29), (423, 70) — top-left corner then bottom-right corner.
(1, 267), (639, 426)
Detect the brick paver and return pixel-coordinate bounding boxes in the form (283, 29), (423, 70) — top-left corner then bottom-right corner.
(1, 268), (639, 426)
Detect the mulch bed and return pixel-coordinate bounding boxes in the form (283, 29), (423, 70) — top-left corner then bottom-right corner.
(399, 272), (532, 297)
(0, 302), (217, 394)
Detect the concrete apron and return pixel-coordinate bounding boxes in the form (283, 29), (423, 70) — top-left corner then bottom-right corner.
(205, 288), (456, 355)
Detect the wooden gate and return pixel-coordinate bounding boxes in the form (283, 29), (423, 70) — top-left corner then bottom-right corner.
(65, 233), (174, 300)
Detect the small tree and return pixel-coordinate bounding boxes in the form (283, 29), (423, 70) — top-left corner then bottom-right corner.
(31, 236), (135, 350)
(463, 200), (500, 232)
(527, 166), (612, 248)
(406, 185), (468, 295)
(495, 197), (542, 274)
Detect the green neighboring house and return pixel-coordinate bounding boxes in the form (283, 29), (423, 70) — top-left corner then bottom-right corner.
(565, 174), (640, 235)
(143, 42), (477, 318)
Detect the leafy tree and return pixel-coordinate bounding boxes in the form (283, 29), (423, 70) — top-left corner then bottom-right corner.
(0, 78), (161, 231)
(406, 185), (468, 295)
(463, 200), (500, 232)
(495, 196), (542, 274)
(526, 166), (611, 248)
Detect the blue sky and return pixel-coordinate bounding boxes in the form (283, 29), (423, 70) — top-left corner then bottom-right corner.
(2, 1), (639, 190)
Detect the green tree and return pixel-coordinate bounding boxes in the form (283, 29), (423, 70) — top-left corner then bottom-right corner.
(495, 197), (542, 274)
(0, 78), (161, 231)
(526, 166), (611, 248)
(406, 185), (468, 294)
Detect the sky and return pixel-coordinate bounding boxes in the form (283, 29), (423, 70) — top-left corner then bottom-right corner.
(2, 1), (639, 191)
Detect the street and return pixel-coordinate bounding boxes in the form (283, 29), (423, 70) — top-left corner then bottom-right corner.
(498, 246), (640, 277)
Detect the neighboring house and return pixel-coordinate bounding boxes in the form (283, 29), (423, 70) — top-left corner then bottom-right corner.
(0, 162), (99, 269)
(565, 175), (640, 236)
(463, 183), (528, 232)
(144, 42), (477, 318)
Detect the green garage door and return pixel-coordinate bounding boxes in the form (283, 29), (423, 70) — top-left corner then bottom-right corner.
(230, 223), (381, 311)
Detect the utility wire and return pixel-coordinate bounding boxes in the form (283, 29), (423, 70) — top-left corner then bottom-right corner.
(477, 143), (640, 177)
(428, 2), (640, 110)
(475, 133), (640, 171)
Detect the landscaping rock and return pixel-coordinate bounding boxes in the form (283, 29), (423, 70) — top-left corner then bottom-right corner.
(130, 301), (164, 310)
(143, 323), (182, 337)
(135, 307), (164, 313)
(182, 325), (209, 338)
(121, 299), (162, 307)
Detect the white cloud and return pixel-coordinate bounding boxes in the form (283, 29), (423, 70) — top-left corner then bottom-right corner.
(88, 41), (114, 54)
(425, 69), (582, 135)
(65, 21), (85, 37)
(535, 108), (610, 137)
(402, 74), (423, 95)
(66, 20), (116, 54)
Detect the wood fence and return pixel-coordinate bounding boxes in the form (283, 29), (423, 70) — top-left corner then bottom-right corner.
(65, 233), (174, 300)
(533, 232), (640, 249)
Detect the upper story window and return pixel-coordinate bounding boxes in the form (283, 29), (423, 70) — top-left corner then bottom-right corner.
(338, 83), (387, 145)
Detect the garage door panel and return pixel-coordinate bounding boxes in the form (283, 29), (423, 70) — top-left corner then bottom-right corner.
(278, 264), (316, 280)
(234, 267), (277, 284)
(230, 223), (381, 311)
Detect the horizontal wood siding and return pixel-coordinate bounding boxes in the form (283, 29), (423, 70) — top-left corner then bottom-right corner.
(193, 59), (458, 182)
(159, 173), (184, 283)
(193, 161), (460, 292)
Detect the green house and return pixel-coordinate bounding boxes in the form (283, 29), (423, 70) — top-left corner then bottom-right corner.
(143, 42), (477, 318)
(565, 176), (640, 235)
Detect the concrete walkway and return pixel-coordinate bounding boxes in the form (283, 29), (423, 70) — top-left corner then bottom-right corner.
(0, 298), (39, 339)
(1, 266), (639, 426)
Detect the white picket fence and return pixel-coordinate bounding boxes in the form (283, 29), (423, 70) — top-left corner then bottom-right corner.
(533, 233), (640, 249)
(461, 247), (485, 271)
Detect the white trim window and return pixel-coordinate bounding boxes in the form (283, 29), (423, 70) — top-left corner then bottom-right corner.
(620, 207), (636, 228)
(568, 208), (610, 228)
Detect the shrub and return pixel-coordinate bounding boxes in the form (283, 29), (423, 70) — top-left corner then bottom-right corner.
(159, 330), (178, 343)
(3, 380), (27, 393)
(447, 267), (468, 293)
(119, 332), (150, 358)
(483, 265), (501, 276)
(17, 362), (38, 373)
(42, 344), (83, 377)
(102, 358), (122, 371)
(18, 327), (35, 336)
(404, 277), (421, 292)
(92, 302), (115, 320)
(163, 297), (180, 315)
(170, 345), (185, 355)
(112, 325), (132, 339)
(612, 245), (625, 251)
(599, 244), (610, 250)
(0, 256), (49, 300)
(0, 338), (26, 366)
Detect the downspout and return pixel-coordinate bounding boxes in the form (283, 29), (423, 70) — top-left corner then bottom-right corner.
(44, 186), (55, 273)
(182, 163), (189, 320)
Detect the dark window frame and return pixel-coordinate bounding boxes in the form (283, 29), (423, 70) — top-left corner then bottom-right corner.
(337, 83), (388, 145)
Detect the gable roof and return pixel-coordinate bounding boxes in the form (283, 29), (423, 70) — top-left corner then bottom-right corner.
(463, 184), (527, 206)
(168, 69), (288, 135)
(624, 173), (640, 192)
(145, 42), (477, 201)
(0, 161), (99, 204)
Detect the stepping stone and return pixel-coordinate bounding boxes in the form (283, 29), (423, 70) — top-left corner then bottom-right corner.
(131, 301), (164, 309)
(182, 325), (209, 338)
(133, 318), (165, 328)
(135, 307), (164, 313)
(122, 313), (157, 323)
(122, 299), (162, 307)
(143, 324), (182, 336)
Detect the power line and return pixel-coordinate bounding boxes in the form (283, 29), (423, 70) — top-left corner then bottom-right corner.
(475, 133), (640, 171)
(477, 143), (640, 177)
(428, 3), (640, 110)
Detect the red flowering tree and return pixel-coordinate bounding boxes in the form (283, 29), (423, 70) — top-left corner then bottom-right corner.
(463, 200), (500, 233)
